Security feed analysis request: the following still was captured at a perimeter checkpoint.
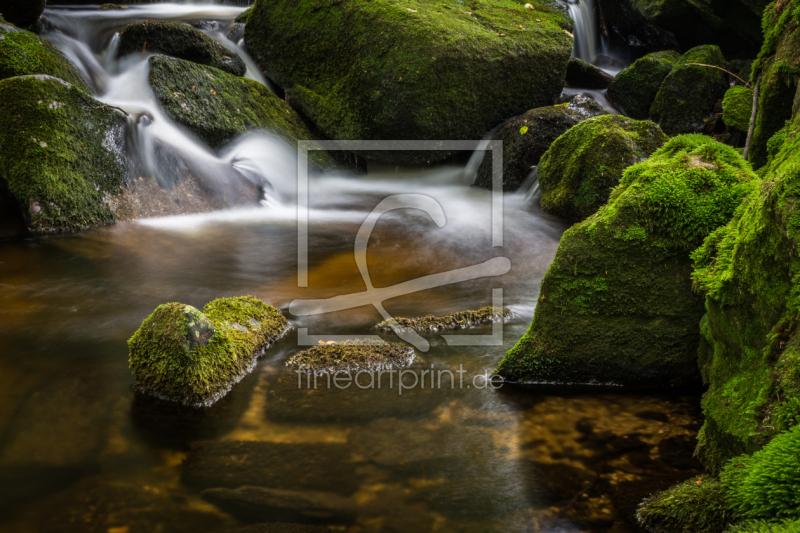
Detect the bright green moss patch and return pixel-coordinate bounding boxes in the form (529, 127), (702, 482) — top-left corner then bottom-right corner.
(0, 22), (90, 91)
(0, 75), (128, 233)
(376, 306), (511, 333)
(244, 0), (573, 164)
(538, 114), (668, 221)
(497, 135), (759, 387)
(148, 56), (338, 171)
(608, 50), (681, 120)
(118, 21), (246, 77)
(727, 519), (800, 532)
(636, 476), (735, 533)
(722, 425), (800, 521)
(650, 45), (729, 136)
(723, 86), (755, 132)
(128, 296), (290, 407)
(286, 339), (415, 375)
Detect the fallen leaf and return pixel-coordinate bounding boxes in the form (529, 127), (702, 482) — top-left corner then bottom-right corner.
(519, 126), (529, 135)
(536, 18), (541, 21)
(499, 33), (506, 36)
(518, 24), (523, 29)
(210, 89), (217, 95)
(407, 8), (417, 12)
(524, 3), (534, 8)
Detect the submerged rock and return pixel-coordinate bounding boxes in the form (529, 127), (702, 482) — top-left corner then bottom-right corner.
(0, 75), (127, 233)
(722, 85), (754, 133)
(286, 339), (414, 376)
(747, 0), (800, 168)
(474, 100), (608, 191)
(2, 0), (46, 28)
(497, 135), (759, 387)
(538, 115), (668, 221)
(118, 21), (246, 76)
(0, 22), (90, 91)
(565, 58), (614, 89)
(128, 296), (290, 407)
(650, 45), (729, 136)
(607, 50), (681, 120)
(244, 0), (574, 165)
(376, 306), (511, 333)
(595, 0), (678, 55)
(148, 56), (338, 172)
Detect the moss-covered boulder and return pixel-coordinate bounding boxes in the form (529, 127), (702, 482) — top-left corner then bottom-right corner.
(496, 135), (759, 387)
(148, 56), (338, 171)
(628, 0), (765, 57)
(607, 50), (681, 120)
(376, 306), (511, 333)
(474, 99), (608, 191)
(118, 21), (245, 77)
(538, 115), (668, 221)
(650, 45), (730, 136)
(690, 111), (800, 472)
(0, 22), (90, 91)
(234, 7), (252, 24)
(747, 0), (800, 169)
(286, 339), (415, 375)
(3, 0), (45, 28)
(244, 0), (574, 165)
(0, 75), (128, 233)
(565, 58), (613, 89)
(128, 296), (290, 407)
(636, 476), (734, 533)
(595, 0), (679, 55)
(723, 86), (755, 132)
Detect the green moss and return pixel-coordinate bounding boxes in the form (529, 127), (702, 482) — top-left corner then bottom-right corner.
(235, 7), (252, 23)
(0, 75), (127, 233)
(650, 45), (730, 136)
(128, 296), (290, 407)
(148, 56), (338, 171)
(690, 110), (800, 472)
(497, 135), (759, 387)
(608, 50), (681, 120)
(724, 86), (755, 132)
(286, 339), (415, 375)
(636, 476), (735, 533)
(748, 0), (800, 169)
(0, 22), (90, 91)
(244, 0), (573, 165)
(376, 306), (511, 333)
(727, 519), (800, 532)
(538, 114), (668, 221)
(117, 21), (246, 77)
(721, 425), (800, 521)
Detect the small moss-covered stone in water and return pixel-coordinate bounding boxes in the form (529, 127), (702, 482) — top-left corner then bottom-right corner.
(244, 0), (574, 165)
(128, 296), (290, 407)
(474, 99), (608, 191)
(148, 56), (338, 172)
(723, 86), (755, 132)
(650, 45), (730, 136)
(376, 306), (511, 333)
(607, 50), (681, 120)
(118, 21), (246, 77)
(0, 22), (90, 91)
(636, 476), (735, 533)
(565, 58), (614, 89)
(286, 339), (415, 376)
(538, 114), (668, 221)
(497, 135), (760, 387)
(0, 75), (128, 233)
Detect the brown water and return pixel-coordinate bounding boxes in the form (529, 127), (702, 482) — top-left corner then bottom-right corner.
(0, 165), (703, 533)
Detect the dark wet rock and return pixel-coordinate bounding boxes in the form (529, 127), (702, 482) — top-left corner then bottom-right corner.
(117, 21), (246, 76)
(0, 22), (90, 91)
(497, 135), (760, 387)
(596, 0), (679, 54)
(128, 296), (291, 407)
(244, 0), (573, 165)
(607, 50), (681, 120)
(286, 340), (414, 375)
(181, 440), (361, 495)
(657, 435), (703, 470)
(0, 75), (127, 233)
(203, 486), (357, 525)
(227, 23), (245, 42)
(565, 58), (614, 89)
(538, 114), (668, 221)
(650, 45), (729, 136)
(147, 56), (339, 172)
(474, 100), (608, 191)
(0, 178), (26, 239)
(2, 0), (45, 27)
(376, 306), (511, 333)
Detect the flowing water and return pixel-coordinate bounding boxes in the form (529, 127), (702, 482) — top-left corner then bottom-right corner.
(0, 4), (701, 533)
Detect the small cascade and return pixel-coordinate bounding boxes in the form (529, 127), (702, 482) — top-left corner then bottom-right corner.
(561, 0), (601, 63)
